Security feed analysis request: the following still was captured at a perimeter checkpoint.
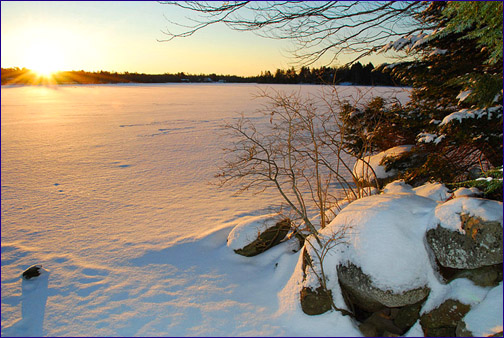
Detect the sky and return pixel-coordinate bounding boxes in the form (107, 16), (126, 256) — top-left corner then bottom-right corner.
(1, 1), (391, 77)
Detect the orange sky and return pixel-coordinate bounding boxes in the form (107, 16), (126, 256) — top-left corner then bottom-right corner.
(1, 1), (391, 77)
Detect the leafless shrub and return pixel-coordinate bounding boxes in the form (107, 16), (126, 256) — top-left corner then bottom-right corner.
(216, 88), (382, 242)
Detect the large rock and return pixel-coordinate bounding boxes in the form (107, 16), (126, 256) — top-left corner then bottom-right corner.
(227, 215), (291, 257)
(420, 299), (470, 337)
(426, 214), (503, 269)
(393, 299), (425, 332)
(337, 263), (430, 312)
(450, 264), (503, 287)
(300, 286), (333, 316)
(299, 247), (334, 316)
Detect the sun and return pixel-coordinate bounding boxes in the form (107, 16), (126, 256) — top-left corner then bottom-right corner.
(25, 41), (65, 77)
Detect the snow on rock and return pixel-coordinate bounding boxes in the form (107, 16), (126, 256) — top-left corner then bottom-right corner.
(459, 282), (503, 337)
(321, 193), (438, 294)
(353, 145), (413, 184)
(453, 186), (482, 198)
(383, 180), (451, 203)
(324, 187), (379, 222)
(227, 214), (291, 256)
(421, 278), (489, 316)
(413, 182), (451, 203)
(426, 197), (503, 269)
(429, 197), (503, 233)
(382, 180), (414, 194)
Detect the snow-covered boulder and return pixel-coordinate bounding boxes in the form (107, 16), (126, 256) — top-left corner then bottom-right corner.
(227, 214), (291, 257)
(320, 194), (437, 311)
(382, 180), (452, 203)
(426, 197), (503, 269)
(382, 180), (414, 194)
(453, 186), (482, 198)
(337, 263), (430, 312)
(413, 182), (451, 202)
(353, 145), (413, 188)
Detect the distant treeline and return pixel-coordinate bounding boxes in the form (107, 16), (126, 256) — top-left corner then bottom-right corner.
(1, 62), (400, 86)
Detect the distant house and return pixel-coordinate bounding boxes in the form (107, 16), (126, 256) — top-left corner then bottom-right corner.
(203, 77), (213, 82)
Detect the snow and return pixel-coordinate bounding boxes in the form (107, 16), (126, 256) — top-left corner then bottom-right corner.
(429, 197), (503, 233)
(2, 83), (501, 337)
(226, 214), (281, 250)
(1, 83), (411, 337)
(420, 280), (503, 337)
(453, 187), (482, 198)
(382, 180), (414, 194)
(353, 145), (413, 181)
(464, 282), (503, 337)
(456, 89), (472, 102)
(412, 182), (451, 202)
(2, 267), (50, 337)
(417, 132), (445, 144)
(421, 278), (489, 315)
(383, 180), (450, 202)
(320, 194), (438, 292)
(439, 105), (503, 126)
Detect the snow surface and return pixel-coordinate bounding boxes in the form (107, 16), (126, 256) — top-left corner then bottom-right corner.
(1, 83), (411, 337)
(353, 145), (413, 181)
(3, 84), (501, 337)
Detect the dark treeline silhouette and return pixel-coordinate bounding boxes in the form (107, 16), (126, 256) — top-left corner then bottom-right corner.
(2, 62), (400, 86)
(257, 62), (399, 86)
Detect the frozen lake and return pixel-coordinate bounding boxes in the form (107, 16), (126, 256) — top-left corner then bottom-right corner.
(1, 83), (409, 336)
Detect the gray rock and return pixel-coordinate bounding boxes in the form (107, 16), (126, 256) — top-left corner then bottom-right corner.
(393, 299), (424, 331)
(233, 219), (291, 257)
(426, 214), (503, 269)
(337, 263), (430, 312)
(451, 264), (503, 287)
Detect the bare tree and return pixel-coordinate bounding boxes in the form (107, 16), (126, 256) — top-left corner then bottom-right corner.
(216, 88), (379, 242)
(159, 1), (431, 66)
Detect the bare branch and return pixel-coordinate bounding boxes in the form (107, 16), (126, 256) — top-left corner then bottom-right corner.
(159, 1), (430, 66)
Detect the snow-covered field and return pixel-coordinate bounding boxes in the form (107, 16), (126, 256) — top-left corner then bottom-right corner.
(1, 83), (410, 336)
